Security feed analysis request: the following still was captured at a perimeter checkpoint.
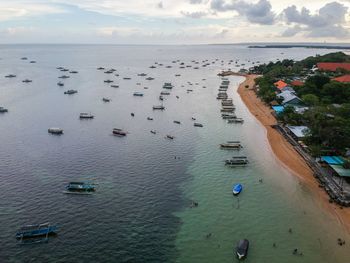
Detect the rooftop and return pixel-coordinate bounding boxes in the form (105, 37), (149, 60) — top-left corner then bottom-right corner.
(332, 75), (350, 83)
(317, 63), (350, 72)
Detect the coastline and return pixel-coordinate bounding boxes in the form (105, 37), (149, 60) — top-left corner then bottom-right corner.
(236, 74), (350, 233)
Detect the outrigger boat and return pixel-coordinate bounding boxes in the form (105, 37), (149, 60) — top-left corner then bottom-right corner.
(232, 184), (243, 195)
(160, 91), (170, 95)
(79, 113), (94, 119)
(153, 105), (165, 110)
(173, 120), (181, 124)
(150, 130), (157, 134)
(194, 123), (203, 127)
(102, 97), (111, 102)
(48, 128), (63, 135)
(64, 181), (97, 194)
(163, 83), (173, 89)
(228, 118), (244, 123)
(57, 81), (64, 87)
(22, 79), (32, 83)
(112, 128), (127, 136)
(104, 79), (113, 83)
(0, 107), (8, 113)
(16, 223), (57, 244)
(166, 135), (175, 140)
(64, 90), (77, 95)
(133, 92), (144, 97)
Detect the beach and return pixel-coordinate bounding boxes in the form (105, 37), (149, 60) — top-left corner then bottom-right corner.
(237, 74), (350, 234)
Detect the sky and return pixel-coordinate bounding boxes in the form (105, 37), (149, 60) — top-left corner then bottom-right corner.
(0, 0), (350, 44)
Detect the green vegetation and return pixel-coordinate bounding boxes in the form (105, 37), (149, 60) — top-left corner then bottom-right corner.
(252, 52), (350, 155)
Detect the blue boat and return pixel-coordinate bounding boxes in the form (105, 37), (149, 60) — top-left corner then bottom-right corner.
(64, 181), (97, 194)
(232, 184), (243, 195)
(16, 223), (57, 243)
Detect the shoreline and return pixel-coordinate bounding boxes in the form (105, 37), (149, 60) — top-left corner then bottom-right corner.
(236, 74), (350, 234)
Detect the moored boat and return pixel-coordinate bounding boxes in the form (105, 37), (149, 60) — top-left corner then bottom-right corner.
(153, 105), (165, 110)
(166, 135), (175, 140)
(102, 97), (111, 102)
(79, 113), (94, 119)
(57, 81), (64, 87)
(163, 83), (173, 89)
(16, 223), (57, 242)
(236, 239), (249, 259)
(0, 107), (8, 113)
(194, 123), (203, 127)
(173, 120), (181, 124)
(22, 79), (32, 83)
(225, 157), (248, 166)
(133, 92), (144, 97)
(220, 142), (242, 149)
(232, 184), (243, 195)
(64, 181), (97, 194)
(48, 128), (63, 135)
(64, 90), (78, 95)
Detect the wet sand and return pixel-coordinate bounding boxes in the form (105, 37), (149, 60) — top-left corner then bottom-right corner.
(236, 74), (350, 234)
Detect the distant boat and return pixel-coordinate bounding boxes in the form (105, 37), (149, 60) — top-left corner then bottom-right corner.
(147, 117), (153, 120)
(160, 91), (170, 95)
(104, 80), (113, 83)
(153, 105), (165, 110)
(159, 95), (164, 101)
(112, 128), (127, 136)
(220, 141), (242, 149)
(64, 90), (78, 95)
(137, 73), (147, 76)
(150, 130), (157, 134)
(173, 120), (181, 124)
(97, 67), (105, 70)
(69, 70), (78, 74)
(133, 92), (144, 97)
(194, 123), (203, 127)
(60, 68), (69, 72)
(58, 75), (70, 79)
(228, 118), (244, 124)
(149, 65), (156, 69)
(57, 82), (64, 87)
(146, 77), (155, 80)
(48, 128), (63, 135)
(232, 184), (243, 195)
(79, 113), (94, 119)
(225, 157), (248, 166)
(131, 113), (135, 117)
(166, 135), (174, 140)
(102, 97), (111, 102)
(64, 181), (97, 194)
(236, 239), (249, 259)
(22, 79), (32, 83)
(123, 77), (131, 80)
(21, 57), (28, 60)
(16, 223), (57, 243)
(111, 85), (119, 88)
(5, 74), (16, 78)
(0, 107), (8, 113)
(163, 83), (173, 89)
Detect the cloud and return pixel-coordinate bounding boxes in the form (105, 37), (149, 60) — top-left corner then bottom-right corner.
(210, 0), (276, 25)
(282, 2), (350, 38)
(181, 11), (208, 18)
(189, 0), (204, 4)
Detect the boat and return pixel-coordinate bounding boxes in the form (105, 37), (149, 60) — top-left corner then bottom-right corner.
(133, 92), (144, 97)
(194, 123), (203, 127)
(236, 239), (249, 259)
(138, 73), (147, 76)
(57, 81), (64, 87)
(147, 117), (153, 120)
(21, 57), (28, 60)
(64, 90), (78, 95)
(159, 95), (164, 101)
(228, 118), (244, 123)
(153, 105), (165, 110)
(131, 113), (135, 117)
(112, 128), (127, 136)
(60, 68), (69, 72)
(149, 65), (156, 69)
(102, 97), (111, 102)
(48, 128), (63, 135)
(97, 67), (105, 70)
(111, 85), (119, 88)
(160, 91), (170, 95)
(225, 157), (248, 166)
(232, 184), (243, 195)
(104, 79), (113, 83)
(166, 135), (174, 140)
(69, 70), (78, 74)
(22, 79), (32, 83)
(173, 120), (181, 124)
(16, 223), (57, 243)
(123, 77), (131, 80)
(5, 74), (16, 78)
(163, 83), (173, 89)
(146, 77), (155, 80)
(58, 75), (70, 79)
(220, 142), (242, 149)
(104, 70), (113, 74)
(64, 181), (97, 194)
(0, 107), (8, 113)
(150, 130), (157, 134)
(79, 113), (94, 119)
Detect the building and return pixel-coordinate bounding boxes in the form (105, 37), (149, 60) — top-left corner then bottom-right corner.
(287, 126), (310, 139)
(317, 63), (350, 72)
(291, 80), (304, 87)
(277, 90), (303, 106)
(332, 75), (350, 83)
(274, 80), (288, 91)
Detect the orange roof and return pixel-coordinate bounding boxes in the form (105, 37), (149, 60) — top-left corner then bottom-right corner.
(317, 63), (350, 72)
(291, 80), (304, 87)
(332, 75), (350, 83)
(274, 80), (288, 90)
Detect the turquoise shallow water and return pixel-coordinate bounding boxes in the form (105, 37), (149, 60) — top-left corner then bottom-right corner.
(0, 45), (349, 262)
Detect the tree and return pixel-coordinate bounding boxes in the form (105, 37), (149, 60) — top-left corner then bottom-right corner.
(302, 94), (319, 106)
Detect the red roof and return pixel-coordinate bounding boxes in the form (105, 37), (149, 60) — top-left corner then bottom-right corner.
(332, 75), (350, 83)
(274, 80), (288, 90)
(317, 63), (350, 72)
(291, 80), (304, 87)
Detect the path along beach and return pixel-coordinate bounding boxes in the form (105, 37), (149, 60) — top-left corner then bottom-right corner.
(237, 74), (350, 233)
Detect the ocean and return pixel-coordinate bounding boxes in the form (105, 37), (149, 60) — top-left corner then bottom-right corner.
(0, 44), (349, 262)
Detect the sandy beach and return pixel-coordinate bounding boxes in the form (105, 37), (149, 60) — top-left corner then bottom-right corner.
(237, 74), (350, 233)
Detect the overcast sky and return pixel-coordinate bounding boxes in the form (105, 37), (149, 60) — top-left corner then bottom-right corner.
(1, 0), (350, 44)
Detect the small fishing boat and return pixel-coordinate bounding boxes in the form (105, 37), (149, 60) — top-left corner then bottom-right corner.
(21, 57), (28, 60)
(48, 128), (63, 135)
(191, 117), (196, 121)
(153, 105), (165, 110)
(97, 67), (105, 70)
(236, 239), (249, 259)
(22, 79), (32, 83)
(147, 117), (153, 120)
(60, 68), (69, 72)
(16, 223), (57, 243)
(102, 97), (111, 102)
(111, 85), (119, 88)
(163, 83), (173, 89)
(0, 107), (8, 113)
(225, 157), (248, 166)
(58, 75), (70, 79)
(194, 123), (203, 127)
(64, 90), (78, 95)
(104, 79), (113, 83)
(64, 181), (97, 194)
(57, 81), (64, 87)
(138, 73), (147, 76)
(5, 74), (16, 78)
(69, 70), (78, 74)
(160, 91), (170, 95)
(166, 135), (175, 140)
(232, 184), (243, 195)
(228, 118), (244, 124)
(113, 128), (127, 136)
(146, 77), (155, 80)
(133, 92), (144, 97)
(123, 77), (131, 80)
(159, 95), (164, 101)
(131, 113), (135, 117)
(79, 113), (94, 119)
(150, 130), (157, 134)
(149, 65), (156, 68)
(220, 142), (242, 149)
(173, 120), (181, 124)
